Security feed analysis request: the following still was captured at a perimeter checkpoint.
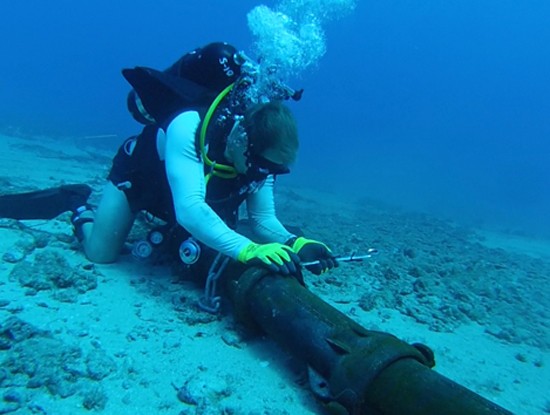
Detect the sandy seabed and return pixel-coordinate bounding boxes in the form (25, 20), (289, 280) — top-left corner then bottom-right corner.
(0, 133), (549, 414)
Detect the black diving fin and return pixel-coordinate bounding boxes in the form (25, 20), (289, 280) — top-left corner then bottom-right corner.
(0, 184), (92, 220)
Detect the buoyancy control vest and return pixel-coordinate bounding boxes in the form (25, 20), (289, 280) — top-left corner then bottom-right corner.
(127, 116), (264, 230)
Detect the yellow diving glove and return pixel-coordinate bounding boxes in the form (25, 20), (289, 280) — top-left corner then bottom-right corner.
(238, 242), (300, 275)
(291, 237), (339, 275)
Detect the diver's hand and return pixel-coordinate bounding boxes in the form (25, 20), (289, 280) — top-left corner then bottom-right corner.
(291, 237), (339, 275)
(237, 242), (300, 275)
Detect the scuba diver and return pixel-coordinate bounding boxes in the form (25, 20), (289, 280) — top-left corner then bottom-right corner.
(0, 42), (337, 278)
(4, 44), (508, 415)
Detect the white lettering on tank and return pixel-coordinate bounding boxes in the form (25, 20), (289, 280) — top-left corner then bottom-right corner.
(219, 57), (234, 78)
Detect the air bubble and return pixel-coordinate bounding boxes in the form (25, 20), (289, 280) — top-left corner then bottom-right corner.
(247, 0), (356, 78)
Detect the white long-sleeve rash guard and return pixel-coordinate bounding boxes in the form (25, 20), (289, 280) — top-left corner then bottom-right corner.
(161, 111), (294, 260)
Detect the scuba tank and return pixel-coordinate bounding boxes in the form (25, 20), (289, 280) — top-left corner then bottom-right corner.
(122, 42), (243, 126)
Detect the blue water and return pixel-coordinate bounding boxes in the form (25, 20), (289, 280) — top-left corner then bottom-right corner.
(1, 0), (549, 237)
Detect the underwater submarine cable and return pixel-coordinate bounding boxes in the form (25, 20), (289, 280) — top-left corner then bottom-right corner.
(224, 266), (513, 415)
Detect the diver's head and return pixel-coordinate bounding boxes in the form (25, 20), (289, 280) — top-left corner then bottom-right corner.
(225, 101), (299, 177)
(184, 42), (242, 91)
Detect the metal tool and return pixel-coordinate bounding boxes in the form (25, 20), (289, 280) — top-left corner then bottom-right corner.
(301, 248), (378, 267)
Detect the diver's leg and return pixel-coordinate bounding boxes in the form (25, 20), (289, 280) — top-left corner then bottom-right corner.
(80, 182), (135, 263)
